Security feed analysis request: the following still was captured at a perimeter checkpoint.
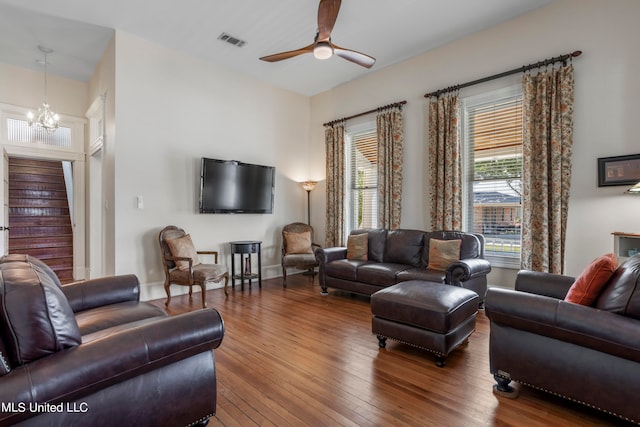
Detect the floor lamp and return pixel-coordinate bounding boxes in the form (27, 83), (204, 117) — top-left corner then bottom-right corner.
(301, 181), (317, 225)
(301, 181), (318, 277)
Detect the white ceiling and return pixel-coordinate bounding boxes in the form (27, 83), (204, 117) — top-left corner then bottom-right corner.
(0, 0), (554, 96)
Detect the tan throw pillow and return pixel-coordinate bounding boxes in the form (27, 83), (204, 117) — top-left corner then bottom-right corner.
(428, 238), (461, 271)
(165, 234), (201, 271)
(347, 233), (368, 260)
(284, 231), (313, 254)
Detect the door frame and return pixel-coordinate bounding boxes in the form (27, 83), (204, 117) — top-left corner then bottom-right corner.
(0, 103), (87, 280)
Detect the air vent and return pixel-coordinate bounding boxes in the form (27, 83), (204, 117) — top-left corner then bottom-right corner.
(218, 33), (246, 47)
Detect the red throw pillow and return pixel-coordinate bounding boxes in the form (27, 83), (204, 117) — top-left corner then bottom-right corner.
(565, 253), (618, 306)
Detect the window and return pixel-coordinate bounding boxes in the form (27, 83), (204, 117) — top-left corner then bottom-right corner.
(462, 86), (522, 268)
(345, 125), (377, 236)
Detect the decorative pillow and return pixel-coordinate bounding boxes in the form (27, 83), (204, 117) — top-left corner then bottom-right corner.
(427, 238), (461, 271)
(165, 234), (201, 271)
(565, 253), (617, 306)
(284, 231), (313, 254)
(347, 233), (368, 260)
(0, 263), (81, 365)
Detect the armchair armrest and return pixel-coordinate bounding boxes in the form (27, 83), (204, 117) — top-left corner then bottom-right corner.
(485, 287), (640, 364)
(0, 308), (224, 417)
(197, 251), (219, 263)
(514, 270), (575, 299)
(446, 258), (492, 286)
(62, 274), (140, 313)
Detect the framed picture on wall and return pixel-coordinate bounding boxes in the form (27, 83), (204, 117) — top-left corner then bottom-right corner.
(598, 154), (640, 187)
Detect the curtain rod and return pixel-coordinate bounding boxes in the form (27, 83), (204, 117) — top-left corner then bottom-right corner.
(424, 50), (582, 98)
(323, 100), (407, 127)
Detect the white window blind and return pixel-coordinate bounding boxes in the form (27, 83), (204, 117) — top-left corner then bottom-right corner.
(463, 88), (523, 265)
(346, 128), (378, 234)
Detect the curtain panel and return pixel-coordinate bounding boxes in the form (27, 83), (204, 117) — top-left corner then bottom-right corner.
(428, 94), (462, 231)
(521, 64), (574, 273)
(376, 108), (405, 230)
(325, 123), (346, 247)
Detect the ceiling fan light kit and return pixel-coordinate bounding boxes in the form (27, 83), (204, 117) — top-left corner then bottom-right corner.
(260, 0), (375, 69)
(313, 42), (333, 60)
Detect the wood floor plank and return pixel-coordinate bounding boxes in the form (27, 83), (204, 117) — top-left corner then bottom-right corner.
(151, 275), (632, 427)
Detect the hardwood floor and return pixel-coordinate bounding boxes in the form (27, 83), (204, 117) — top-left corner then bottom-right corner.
(149, 274), (632, 427)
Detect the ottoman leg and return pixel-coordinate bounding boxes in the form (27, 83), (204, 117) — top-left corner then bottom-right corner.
(436, 355), (446, 368)
(376, 335), (387, 348)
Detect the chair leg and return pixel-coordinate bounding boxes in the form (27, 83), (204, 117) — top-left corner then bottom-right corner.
(199, 283), (207, 308)
(282, 265), (287, 288)
(223, 274), (229, 297)
(164, 279), (172, 307)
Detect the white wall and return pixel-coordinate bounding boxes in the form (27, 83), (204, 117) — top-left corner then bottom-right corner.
(107, 32), (312, 299)
(0, 62), (88, 117)
(310, 0), (640, 287)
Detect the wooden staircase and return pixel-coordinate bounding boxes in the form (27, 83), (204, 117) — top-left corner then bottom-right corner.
(8, 158), (74, 283)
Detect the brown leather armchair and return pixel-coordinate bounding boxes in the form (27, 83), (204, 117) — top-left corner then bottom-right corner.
(281, 222), (321, 287)
(0, 254), (224, 426)
(159, 225), (229, 308)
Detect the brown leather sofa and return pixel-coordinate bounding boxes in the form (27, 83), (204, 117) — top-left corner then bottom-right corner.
(315, 229), (491, 306)
(0, 255), (224, 427)
(485, 254), (640, 424)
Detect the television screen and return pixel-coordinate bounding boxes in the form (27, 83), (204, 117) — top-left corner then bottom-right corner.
(199, 158), (275, 214)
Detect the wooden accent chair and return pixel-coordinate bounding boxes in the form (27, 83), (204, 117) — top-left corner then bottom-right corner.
(159, 225), (229, 308)
(281, 222), (321, 287)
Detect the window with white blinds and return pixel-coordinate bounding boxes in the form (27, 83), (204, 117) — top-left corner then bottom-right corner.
(462, 86), (523, 266)
(346, 127), (378, 235)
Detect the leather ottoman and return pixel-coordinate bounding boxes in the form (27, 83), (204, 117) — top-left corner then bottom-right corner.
(371, 280), (479, 367)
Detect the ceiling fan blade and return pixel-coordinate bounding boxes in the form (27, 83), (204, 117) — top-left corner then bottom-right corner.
(259, 43), (315, 62)
(333, 45), (376, 69)
(317, 0), (341, 41)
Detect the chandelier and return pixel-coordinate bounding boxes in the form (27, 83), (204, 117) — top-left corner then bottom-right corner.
(27, 46), (59, 134)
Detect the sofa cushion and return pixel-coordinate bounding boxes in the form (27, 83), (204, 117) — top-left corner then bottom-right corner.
(427, 239), (462, 271)
(357, 263), (409, 287)
(352, 229), (387, 262)
(347, 233), (368, 260)
(596, 255), (640, 319)
(283, 230), (313, 254)
(396, 268), (447, 284)
(384, 230), (424, 266)
(565, 253), (617, 306)
(165, 234), (201, 271)
(0, 262), (81, 365)
(0, 254), (62, 288)
(75, 301), (167, 336)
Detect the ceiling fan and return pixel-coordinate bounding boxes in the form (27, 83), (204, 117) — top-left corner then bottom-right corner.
(259, 0), (376, 69)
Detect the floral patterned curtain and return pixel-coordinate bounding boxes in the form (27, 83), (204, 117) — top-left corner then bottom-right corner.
(521, 64), (574, 273)
(376, 107), (404, 229)
(325, 123), (346, 247)
(428, 94), (462, 231)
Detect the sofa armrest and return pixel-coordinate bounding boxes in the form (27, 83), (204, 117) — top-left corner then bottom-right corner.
(62, 274), (141, 313)
(315, 247), (347, 265)
(0, 308), (224, 413)
(514, 270), (575, 299)
(485, 287), (640, 363)
(446, 258), (491, 286)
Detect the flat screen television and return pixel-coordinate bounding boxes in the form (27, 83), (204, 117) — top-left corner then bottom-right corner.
(199, 158), (275, 214)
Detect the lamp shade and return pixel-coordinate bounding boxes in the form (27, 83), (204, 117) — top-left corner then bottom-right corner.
(301, 181), (317, 192)
(626, 182), (640, 194)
